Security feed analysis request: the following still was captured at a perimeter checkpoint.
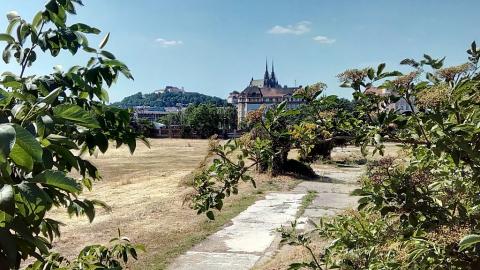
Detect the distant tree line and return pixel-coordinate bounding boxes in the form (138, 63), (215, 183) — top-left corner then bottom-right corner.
(159, 104), (237, 138)
(113, 91), (226, 108)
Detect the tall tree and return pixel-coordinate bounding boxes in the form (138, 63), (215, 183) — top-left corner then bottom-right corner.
(185, 104), (220, 138)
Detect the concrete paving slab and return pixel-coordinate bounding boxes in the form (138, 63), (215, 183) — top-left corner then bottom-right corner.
(303, 208), (340, 218)
(314, 169), (364, 184)
(310, 192), (358, 209)
(294, 181), (357, 194)
(169, 251), (260, 270)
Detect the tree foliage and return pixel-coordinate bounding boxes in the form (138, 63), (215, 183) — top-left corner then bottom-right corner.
(0, 1), (145, 268)
(113, 91), (226, 108)
(158, 104), (237, 138)
(282, 42), (480, 269)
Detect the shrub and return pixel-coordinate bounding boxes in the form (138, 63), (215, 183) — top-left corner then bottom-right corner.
(283, 42), (480, 269)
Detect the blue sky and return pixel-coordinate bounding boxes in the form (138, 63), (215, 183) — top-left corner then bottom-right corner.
(0, 0), (479, 102)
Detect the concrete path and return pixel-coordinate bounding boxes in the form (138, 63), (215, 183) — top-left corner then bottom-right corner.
(168, 193), (306, 270)
(169, 165), (363, 270)
(255, 165), (363, 267)
(296, 165), (362, 224)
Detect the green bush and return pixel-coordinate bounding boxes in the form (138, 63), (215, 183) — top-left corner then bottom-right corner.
(283, 42), (480, 269)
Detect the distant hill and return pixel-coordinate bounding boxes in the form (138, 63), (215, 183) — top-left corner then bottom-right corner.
(112, 91), (227, 108)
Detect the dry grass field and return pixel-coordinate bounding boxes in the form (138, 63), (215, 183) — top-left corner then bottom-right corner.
(47, 139), (298, 269)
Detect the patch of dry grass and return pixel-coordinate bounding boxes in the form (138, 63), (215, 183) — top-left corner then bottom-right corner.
(47, 139), (298, 269)
(330, 142), (404, 164)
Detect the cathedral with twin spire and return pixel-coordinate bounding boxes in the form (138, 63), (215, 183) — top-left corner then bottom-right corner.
(262, 60), (280, 87)
(227, 61), (304, 124)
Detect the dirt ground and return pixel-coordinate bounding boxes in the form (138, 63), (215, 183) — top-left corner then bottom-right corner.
(47, 138), (298, 269)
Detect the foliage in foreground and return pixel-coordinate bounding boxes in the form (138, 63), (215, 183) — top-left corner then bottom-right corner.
(282, 42), (480, 269)
(0, 1), (145, 268)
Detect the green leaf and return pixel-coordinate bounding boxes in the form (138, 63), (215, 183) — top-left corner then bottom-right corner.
(459, 234), (480, 251)
(367, 68), (375, 80)
(2, 45), (11, 64)
(0, 89), (13, 106)
(127, 137), (136, 154)
(6, 18), (20, 35)
(8, 124), (42, 169)
(53, 104), (100, 128)
(102, 59), (127, 68)
(46, 134), (78, 149)
(11, 124), (43, 162)
(83, 46), (97, 53)
(47, 144), (79, 170)
(100, 50), (115, 59)
(98, 88), (109, 102)
(10, 145), (33, 170)
(0, 228), (17, 265)
(70, 23), (100, 34)
(33, 170), (81, 194)
(99, 32), (110, 49)
(0, 124), (16, 163)
(377, 63), (386, 76)
(0, 34), (15, 44)
(95, 133), (109, 153)
(39, 87), (63, 105)
(32, 11), (43, 28)
(16, 181), (52, 209)
(206, 210), (215, 220)
(0, 185), (15, 221)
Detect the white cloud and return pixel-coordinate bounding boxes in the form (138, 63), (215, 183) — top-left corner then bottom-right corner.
(312, 35), (336, 44)
(267, 21), (311, 35)
(155, 38), (183, 47)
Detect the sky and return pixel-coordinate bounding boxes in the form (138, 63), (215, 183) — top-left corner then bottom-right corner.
(0, 0), (479, 102)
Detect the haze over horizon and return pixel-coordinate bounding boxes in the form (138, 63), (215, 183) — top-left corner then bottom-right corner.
(0, 0), (479, 102)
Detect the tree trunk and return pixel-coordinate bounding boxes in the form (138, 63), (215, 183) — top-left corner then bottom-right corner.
(271, 141), (289, 176)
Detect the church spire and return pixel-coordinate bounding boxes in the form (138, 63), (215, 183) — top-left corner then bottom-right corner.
(270, 60), (277, 86)
(263, 58), (270, 85)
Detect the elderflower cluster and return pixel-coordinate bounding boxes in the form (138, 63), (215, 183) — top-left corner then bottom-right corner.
(245, 106), (265, 125)
(391, 71), (419, 89)
(436, 63), (473, 81)
(294, 82), (327, 100)
(416, 83), (449, 109)
(317, 110), (336, 120)
(337, 68), (370, 84)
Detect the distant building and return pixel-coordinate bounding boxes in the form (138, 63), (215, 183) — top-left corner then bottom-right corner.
(228, 61), (304, 123)
(133, 106), (184, 122)
(227, 91), (239, 104)
(154, 86), (186, 94)
(365, 87), (415, 114)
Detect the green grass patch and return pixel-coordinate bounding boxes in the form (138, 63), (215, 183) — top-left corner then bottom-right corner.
(296, 190), (318, 218)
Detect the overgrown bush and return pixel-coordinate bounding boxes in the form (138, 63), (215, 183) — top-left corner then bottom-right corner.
(283, 42), (480, 269)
